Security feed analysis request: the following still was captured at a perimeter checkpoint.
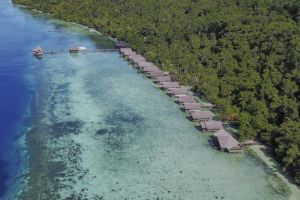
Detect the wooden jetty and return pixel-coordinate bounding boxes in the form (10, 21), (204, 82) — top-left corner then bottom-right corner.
(32, 46), (119, 59)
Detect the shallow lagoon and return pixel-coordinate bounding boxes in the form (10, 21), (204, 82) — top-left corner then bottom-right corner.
(1, 1), (298, 199)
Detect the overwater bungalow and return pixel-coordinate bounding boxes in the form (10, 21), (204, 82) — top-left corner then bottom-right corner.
(168, 88), (188, 96)
(147, 71), (168, 78)
(160, 82), (180, 89)
(132, 55), (146, 64)
(32, 47), (43, 57)
(127, 53), (138, 60)
(176, 95), (196, 103)
(137, 61), (155, 69)
(140, 66), (159, 73)
(201, 121), (223, 133)
(123, 50), (136, 57)
(69, 47), (79, 53)
(115, 41), (129, 49)
(183, 103), (201, 113)
(191, 111), (212, 122)
(214, 129), (243, 153)
(154, 76), (172, 83)
(119, 48), (133, 55)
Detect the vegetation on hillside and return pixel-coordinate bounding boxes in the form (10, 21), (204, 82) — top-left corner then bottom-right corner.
(13, 0), (300, 184)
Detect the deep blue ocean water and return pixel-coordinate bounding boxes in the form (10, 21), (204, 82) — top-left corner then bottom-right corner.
(0, 1), (114, 198)
(0, 2), (31, 197)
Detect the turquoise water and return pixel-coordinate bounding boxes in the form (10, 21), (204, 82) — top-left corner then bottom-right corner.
(1, 1), (298, 199)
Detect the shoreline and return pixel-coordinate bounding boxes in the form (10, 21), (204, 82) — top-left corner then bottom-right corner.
(249, 145), (300, 200)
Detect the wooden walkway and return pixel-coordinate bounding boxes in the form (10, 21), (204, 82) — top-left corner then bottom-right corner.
(43, 49), (118, 55)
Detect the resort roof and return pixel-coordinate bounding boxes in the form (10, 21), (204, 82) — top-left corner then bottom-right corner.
(148, 71), (168, 78)
(214, 129), (242, 151)
(132, 55), (146, 63)
(141, 66), (159, 72)
(119, 48), (132, 53)
(183, 103), (201, 110)
(168, 88), (188, 95)
(201, 121), (223, 130)
(128, 53), (139, 59)
(191, 111), (212, 120)
(115, 41), (129, 49)
(160, 82), (180, 89)
(177, 95), (196, 103)
(155, 76), (172, 82)
(138, 61), (155, 68)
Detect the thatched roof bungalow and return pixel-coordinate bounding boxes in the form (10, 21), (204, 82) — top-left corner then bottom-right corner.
(127, 53), (139, 60)
(32, 47), (43, 57)
(147, 71), (168, 78)
(137, 61), (155, 68)
(191, 111), (212, 122)
(160, 82), (180, 89)
(176, 95), (196, 103)
(154, 76), (172, 83)
(119, 48), (132, 53)
(132, 55), (146, 64)
(183, 103), (201, 112)
(168, 88), (188, 96)
(201, 121), (223, 133)
(140, 66), (159, 72)
(214, 129), (243, 153)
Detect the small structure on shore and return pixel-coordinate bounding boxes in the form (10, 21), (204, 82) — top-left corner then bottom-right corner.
(115, 41), (129, 49)
(184, 103), (201, 113)
(214, 129), (243, 153)
(176, 95), (196, 103)
(191, 111), (212, 122)
(201, 121), (223, 133)
(32, 47), (43, 57)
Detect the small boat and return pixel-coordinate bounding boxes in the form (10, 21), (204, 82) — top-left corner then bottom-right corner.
(32, 47), (43, 57)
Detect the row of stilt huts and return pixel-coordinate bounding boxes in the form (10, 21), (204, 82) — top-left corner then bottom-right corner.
(117, 41), (243, 153)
